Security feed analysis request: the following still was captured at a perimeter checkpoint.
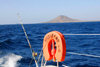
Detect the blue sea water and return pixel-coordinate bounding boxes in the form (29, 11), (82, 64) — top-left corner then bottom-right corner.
(0, 22), (100, 67)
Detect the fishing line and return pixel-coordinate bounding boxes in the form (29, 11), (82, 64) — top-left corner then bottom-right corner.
(27, 33), (100, 36)
(67, 52), (100, 58)
(63, 33), (100, 35)
(64, 34), (100, 58)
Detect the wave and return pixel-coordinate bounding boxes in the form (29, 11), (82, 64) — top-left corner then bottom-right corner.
(0, 53), (22, 67)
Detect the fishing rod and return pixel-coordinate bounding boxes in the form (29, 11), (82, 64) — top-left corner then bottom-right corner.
(17, 13), (38, 67)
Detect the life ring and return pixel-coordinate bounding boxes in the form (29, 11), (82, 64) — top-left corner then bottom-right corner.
(43, 31), (66, 62)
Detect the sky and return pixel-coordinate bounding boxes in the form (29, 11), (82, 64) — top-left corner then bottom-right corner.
(0, 0), (100, 24)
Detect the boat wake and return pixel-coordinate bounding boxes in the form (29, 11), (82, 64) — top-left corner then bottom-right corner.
(0, 53), (22, 67)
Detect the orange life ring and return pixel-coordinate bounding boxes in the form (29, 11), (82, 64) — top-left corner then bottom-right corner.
(43, 31), (66, 62)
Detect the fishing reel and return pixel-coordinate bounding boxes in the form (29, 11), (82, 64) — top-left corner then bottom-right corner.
(32, 50), (38, 57)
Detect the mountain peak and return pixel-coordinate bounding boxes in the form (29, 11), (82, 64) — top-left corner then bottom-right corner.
(58, 15), (70, 17)
(55, 15), (72, 20)
(44, 15), (79, 23)
(58, 15), (68, 17)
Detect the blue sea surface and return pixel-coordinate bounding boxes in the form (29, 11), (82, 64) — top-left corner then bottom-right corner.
(0, 22), (100, 67)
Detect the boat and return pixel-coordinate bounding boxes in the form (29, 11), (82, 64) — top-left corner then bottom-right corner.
(18, 15), (100, 67)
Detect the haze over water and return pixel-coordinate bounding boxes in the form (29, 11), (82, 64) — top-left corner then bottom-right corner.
(0, 0), (100, 24)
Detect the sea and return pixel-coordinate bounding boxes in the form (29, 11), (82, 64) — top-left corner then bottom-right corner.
(0, 22), (100, 67)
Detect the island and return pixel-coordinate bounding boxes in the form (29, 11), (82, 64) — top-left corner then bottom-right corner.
(44, 15), (80, 23)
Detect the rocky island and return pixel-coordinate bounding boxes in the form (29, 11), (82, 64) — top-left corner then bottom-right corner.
(44, 15), (80, 23)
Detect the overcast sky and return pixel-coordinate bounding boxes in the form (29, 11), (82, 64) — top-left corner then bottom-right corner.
(0, 0), (100, 24)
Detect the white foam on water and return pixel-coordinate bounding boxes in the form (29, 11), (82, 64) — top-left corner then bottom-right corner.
(0, 53), (22, 67)
(62, 65), (69, 67)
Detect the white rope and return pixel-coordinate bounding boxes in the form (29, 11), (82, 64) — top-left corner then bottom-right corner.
(57, 61), (59, 67)
(67, 52), (100, 58)
(37, 48), (43, 62)
(63, 34), (100, 35)
(44, 61), (47, 67)
(41, 56), (44, 67)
